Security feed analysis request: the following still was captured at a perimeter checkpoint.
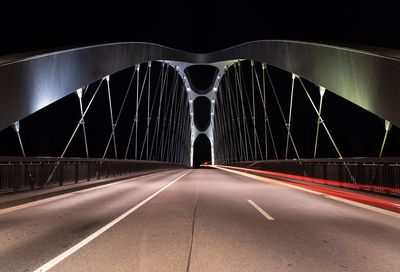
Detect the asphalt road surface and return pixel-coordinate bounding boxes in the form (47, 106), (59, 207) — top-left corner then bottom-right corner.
(0, 169), (399, 271)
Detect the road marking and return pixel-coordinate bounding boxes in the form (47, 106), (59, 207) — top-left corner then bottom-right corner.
(247, 199), (274, 220)
(214, 166), (322, 195)
(324, 195), (400, 219)
(33, 170), (190, 272)
(215, 166), (400, 220)
(0, 171), (168, 216)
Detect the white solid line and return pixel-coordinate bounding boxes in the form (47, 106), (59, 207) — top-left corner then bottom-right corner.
(324, 195), (400, 220)
(247, 199), (274, 221)
(0, 194), (73, 216)
(0, 171), (163, 216)
(33, 170), (191, 272)
(215, 166), (400, 220)
(214, 166), (322, 195)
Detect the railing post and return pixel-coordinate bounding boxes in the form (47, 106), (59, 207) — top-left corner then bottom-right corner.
(39, 162), (45, 188)
(75, 162), (79, 183)
(14, 163), (20, 192)
(87, 163), (90, 181)
(59, 163), (64, 186)
(97, 162), (101, 179)
(27, 164), (34, 190)
(339, 163), (344, 185)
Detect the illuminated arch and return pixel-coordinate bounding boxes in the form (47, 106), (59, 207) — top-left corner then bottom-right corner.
(0, 40), (399, 130)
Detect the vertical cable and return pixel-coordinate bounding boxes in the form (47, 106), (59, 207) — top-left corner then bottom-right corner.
(105, 76), (118, 158)
(379, 120), (392, 157)
(314, 87), (325, 158)
(227, 68), (242, 161)
(103, 68), (137, 159)
(262, 63), (267, 159)
(12, 121), (26, 157)
(258, 63), (278, 159)
(298, 78), (342, 159)
(61, 79), (104, 158)
(251, 60), (257, 159)
(147, 61), (151, 160)
(76, 88), (89, 158)
(135, 64), (140, 159)
(266, 67), (300, 159)
(285, 74), (296, 159)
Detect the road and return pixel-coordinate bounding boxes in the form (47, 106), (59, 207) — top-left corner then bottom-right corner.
(0, 169), (399, 271)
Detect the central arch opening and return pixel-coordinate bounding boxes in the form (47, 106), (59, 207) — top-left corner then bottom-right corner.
(193, 97), (211, 131)
(185, 65), (218, 94)
(193, 134), (211, 168)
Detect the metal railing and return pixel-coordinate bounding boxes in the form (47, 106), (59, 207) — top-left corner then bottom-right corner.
(0, 157), (185, 193)
(226, 158), (400, 195)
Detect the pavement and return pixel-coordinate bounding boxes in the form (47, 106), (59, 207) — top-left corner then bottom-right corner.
(0, 168), (399, 271)
(0, 169), (165, 209)
(217, 165), (400, 213)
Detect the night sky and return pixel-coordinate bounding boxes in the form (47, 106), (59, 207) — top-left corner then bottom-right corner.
(0, 1), (399, 55)
(0, 1), (399, 165)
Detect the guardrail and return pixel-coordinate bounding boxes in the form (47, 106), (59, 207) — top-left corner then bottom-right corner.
(225, 158), (400, 196)
(0, 157), (186, 193)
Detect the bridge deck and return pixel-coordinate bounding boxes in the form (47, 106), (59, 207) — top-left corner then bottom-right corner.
(0, 169), (399, 271)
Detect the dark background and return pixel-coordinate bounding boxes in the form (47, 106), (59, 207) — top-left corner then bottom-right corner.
(0, 1), (399, 165)
(0, 1), (398, 55)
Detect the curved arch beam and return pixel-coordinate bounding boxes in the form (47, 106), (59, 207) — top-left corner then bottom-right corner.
(0, 40), (399, 130)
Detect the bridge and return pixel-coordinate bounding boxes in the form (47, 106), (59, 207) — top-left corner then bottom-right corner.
(0, 41), (399, 271)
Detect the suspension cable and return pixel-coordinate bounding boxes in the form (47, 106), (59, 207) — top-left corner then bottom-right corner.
(102, 68), (138, 159)
(298, 78), (343, 159)
(265, 67), (300, 159)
